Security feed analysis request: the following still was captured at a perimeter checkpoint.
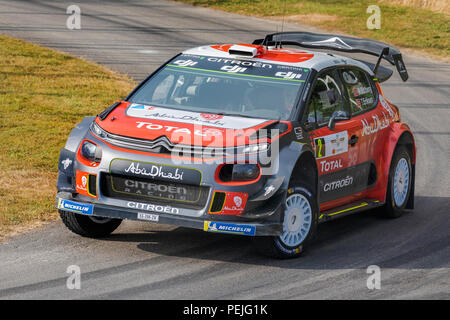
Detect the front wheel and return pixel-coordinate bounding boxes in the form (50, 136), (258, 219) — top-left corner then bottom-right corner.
(253, 186), (318, 259)
(382, 146), (413, 218)
(60, 210), (122, 238)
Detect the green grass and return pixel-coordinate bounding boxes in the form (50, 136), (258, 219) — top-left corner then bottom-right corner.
(0, 35), (136, 239)
(175, 0), (449, 60)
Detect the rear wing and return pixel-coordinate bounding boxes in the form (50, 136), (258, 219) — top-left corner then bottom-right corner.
(253, 32), (408, 82)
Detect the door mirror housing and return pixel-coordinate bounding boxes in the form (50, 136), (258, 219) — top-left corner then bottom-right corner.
(328, 110), (349, 131)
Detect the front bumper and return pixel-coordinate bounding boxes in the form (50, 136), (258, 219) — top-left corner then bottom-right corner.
(56, 192), (283, 236)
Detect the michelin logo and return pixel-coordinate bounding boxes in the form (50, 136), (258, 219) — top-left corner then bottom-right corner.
(203, 221), (256, 236)
(57, 198), (93, 215)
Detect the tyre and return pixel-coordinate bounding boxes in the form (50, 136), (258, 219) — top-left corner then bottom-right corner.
(59, 210), (122, 238)
(253, 186), (318, 259)
(382, 146), (413, 218)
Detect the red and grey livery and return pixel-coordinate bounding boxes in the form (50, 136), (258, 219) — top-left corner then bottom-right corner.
(56, 32), (416, 258)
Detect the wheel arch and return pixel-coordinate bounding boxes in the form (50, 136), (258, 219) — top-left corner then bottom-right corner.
(382, 123), (416, 209)
(65, 116), (95, 152)
(288, 149), (318, 198)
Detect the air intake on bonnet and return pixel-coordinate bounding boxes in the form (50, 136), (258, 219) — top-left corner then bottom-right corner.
(228, 45), (259, 57)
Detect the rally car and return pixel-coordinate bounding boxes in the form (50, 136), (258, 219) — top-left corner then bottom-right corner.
(56, 32), (416, 258)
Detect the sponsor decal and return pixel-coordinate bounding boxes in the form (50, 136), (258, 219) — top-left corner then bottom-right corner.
(75, 171), (96, 198)
(275, 71), (303, 80)
(58, 149), (75, 172)
(352, 86), (372, 97)
(203, 221), (256, 236)
(129, 104), (155, 111)
(57, 198), (93, 215)
(200, 113), (224, 121)
(379, 95), (395, 120)
(314, 131), (348, 159)
(320, 159), (343, 173)
(127, 201), (179, 214)
(205, 57), (272, 69)
(323, 175), (354, 192)
(220, 65), (247, 73)
(361, 112), (390, 136)
(264, 185), (276, 197)
(169, 53), (310, 81)
(127, 104), (268, 130)
(110, 159), (202, 185)
(355, 97), (374, 108)
(137, 212), (159, 222)
(294, 127), (303, 139)
(173, 59), (198, 67)
(210, 192), (248, 215)
(319, 161), (372, 202)
(111, 176), (201, 202)
(124, 179), (187, 197)
(135, 121), (223, 137)
(125, 162), (184, 181)
(61, 158), (72, 170)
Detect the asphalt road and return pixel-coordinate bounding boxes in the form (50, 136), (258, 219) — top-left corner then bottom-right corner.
(0, 0), (449, 299)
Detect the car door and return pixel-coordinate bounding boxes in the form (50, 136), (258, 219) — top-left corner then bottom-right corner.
(338, 67), (385, 198)
(303, 68), (368, 210)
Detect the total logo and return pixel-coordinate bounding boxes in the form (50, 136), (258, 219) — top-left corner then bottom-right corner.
(320, 159), (343, 173)
(275, 71), (303, 80)
(136, 121), (223, 137)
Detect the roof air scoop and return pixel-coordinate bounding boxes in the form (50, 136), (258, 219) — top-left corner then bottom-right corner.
(228, 45), (259, 57)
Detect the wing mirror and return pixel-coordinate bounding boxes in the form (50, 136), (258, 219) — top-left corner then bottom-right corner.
(328, 110), (349, 131)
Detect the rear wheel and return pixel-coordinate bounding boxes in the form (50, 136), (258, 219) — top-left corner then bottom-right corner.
(59, 210), (122, 238)
(253, 186), (318, 259)
(382, 146), (412, 218)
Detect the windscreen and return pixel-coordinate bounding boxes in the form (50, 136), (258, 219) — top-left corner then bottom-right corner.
(128, 54), (310, 121)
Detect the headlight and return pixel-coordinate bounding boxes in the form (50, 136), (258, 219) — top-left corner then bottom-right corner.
(90, 122), (108, 139)
(218, 163), (260, 182)
(80, 141), (102, 163)
(232, 164), (260, 181)
(233, 143), (269, 155)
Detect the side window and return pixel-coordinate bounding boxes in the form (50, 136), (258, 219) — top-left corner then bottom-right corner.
(304, 70), (345, 127)
(340, 69), (376, 113)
